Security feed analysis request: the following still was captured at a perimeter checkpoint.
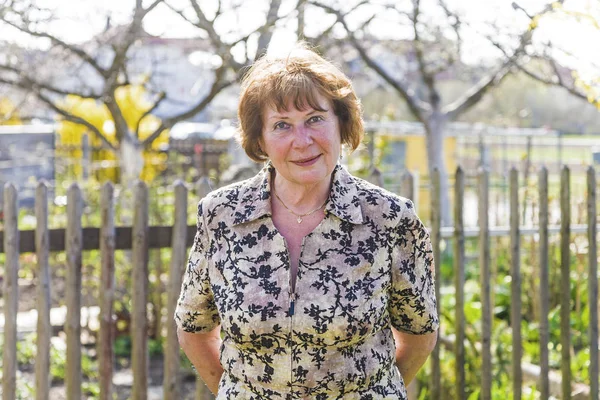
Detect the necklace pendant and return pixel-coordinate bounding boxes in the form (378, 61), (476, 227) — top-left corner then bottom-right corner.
(297, 216), (303, 224)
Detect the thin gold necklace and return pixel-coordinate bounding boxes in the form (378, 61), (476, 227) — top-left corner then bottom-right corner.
(273, 189), (328, 224)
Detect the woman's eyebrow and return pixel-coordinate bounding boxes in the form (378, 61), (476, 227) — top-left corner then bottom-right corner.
(266, 107), (328, 122)
(266, 114), (289, 122)
(306, 108), (328, 115)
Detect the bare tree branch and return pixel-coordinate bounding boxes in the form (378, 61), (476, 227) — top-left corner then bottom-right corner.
(256, 0), (283, 58)
(297, 0), (306, 40)
(0, 91), (28, 123)
(143, 0), (163, 16)
(517, 60), (588, 100)
(506, 1), (589, 101)
(444, 1), (563, 119)
(100, 2), (165, 143)
(310, 0), (430, 120)
(141, 65), (234, 148)
(165, 0), (244, 70)
(0, 64), (102, 99)
(167, 0), (289, 71)
(0, 18), (107, 77)
(135, 91), (166, 137)
(305, 18), (338, 48)
(437, 0), (462, 66)
(442, 64), (513, 119)
(34, 91), (117, 151)
(411, 0), (441, 109)
(187, 0), (223, 48)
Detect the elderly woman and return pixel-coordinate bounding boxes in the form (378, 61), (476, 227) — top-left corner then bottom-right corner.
(176, 45), (438, 399)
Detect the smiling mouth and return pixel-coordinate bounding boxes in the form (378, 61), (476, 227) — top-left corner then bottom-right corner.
(293, 154), (321, 164)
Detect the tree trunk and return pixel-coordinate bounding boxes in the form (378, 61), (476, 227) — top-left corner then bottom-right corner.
(425, 114), (451, 226)
(120, 136), (145, 183)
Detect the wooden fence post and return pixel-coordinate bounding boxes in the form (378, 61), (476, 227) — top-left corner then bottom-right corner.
(195, 179), (215, 400)
(510, 168), (522, 399)
(2, 183), (19, 400)
(35, 182), (51, 400)
(454, 167), (466, 400)
(82, 133), (90, 180)
(479, 168), (492, 400)
(430, 168), (441, 399)
(560, 166), (571, 400)
(400, 171), (415, 202)
(99, 182), (116, 400)
(132, 181), (149, 400)
(196, 379), (215, 400)
(196, 176), (212, 200)
(368, 167), (384, 187)
(164, 181), (188, 400)
(194, 179), (215, 400)
(66, 183), (83, 400)
(587, 167), (599, 400)
(538, 167), (550, 400)
(400, 171), (419, 211)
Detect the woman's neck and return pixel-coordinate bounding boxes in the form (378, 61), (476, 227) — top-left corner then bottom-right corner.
(271, 172), (331, 213)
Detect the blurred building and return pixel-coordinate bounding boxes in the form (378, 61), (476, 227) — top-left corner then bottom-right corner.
(167, 119), (253, 178)
(0, 124), (55, 209)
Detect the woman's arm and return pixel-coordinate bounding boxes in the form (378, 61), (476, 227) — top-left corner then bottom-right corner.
(391, 326), (438, 386)
(178, 325), (224, 395)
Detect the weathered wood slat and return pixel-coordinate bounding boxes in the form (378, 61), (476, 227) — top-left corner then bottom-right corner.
(437, 334), (591, 399)
(5, 224), (600, 254)
(430, 168), (441, 399)
(368, 167), (384, 187)
(510, 168), (522, 399)
(479, 168), (492, 400)
(400, 171), (418, 210)
(196, 176), (213, 199)
(164, 182), (188, 400)
(99, 182), (116, 400)
(196, 378), (215, 400)
(0, 225), (198, 253)
(132, 181), (149, 400)
(587, 167), (599, 400)
(538, 167), (550, 400)
(3, 183), (19, 400)
(560, 167), (572, 400)
(65, 183), (83, 400)
(454, 167), (466, 400)
(35, 182), (51, 400)
(194, 175), (216, 400)
(401, 169), (419, 399)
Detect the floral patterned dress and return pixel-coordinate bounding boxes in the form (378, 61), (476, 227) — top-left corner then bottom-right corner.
(175, 163), (439, 400)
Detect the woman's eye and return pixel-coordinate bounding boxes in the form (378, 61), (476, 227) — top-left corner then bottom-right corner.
(308, 115), (324, 124)
(274, 121), (289, 130)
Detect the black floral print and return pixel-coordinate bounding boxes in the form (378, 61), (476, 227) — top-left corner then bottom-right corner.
(175, 163), (438, 399)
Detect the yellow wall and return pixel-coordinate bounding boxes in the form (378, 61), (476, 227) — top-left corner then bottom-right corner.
(399, 135), (457, 175)
(381, 134), (457, 222)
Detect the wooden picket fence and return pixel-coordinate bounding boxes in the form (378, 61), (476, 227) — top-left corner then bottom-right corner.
(0, 178), (216, 400)
(0, 166), (599, 400)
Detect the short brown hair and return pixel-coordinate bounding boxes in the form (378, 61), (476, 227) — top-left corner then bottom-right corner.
(237, 44), (364, 162)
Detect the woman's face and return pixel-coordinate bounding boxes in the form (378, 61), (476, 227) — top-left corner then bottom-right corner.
(260, 92), (341, 189)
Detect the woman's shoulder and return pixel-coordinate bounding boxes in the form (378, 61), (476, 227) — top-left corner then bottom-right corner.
(196, 171), (266, 222)
(348, 173), (413, 206)
(341, 172), (418, 225)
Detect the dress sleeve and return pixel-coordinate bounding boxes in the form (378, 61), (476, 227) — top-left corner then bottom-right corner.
(389, 201), (439, 334)
(175, 199), (221, 333)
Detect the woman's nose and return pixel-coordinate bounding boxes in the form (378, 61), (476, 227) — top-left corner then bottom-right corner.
(293, 125), (314, 146)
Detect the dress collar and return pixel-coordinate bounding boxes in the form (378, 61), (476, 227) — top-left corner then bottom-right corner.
(232, 162), (364, 225)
